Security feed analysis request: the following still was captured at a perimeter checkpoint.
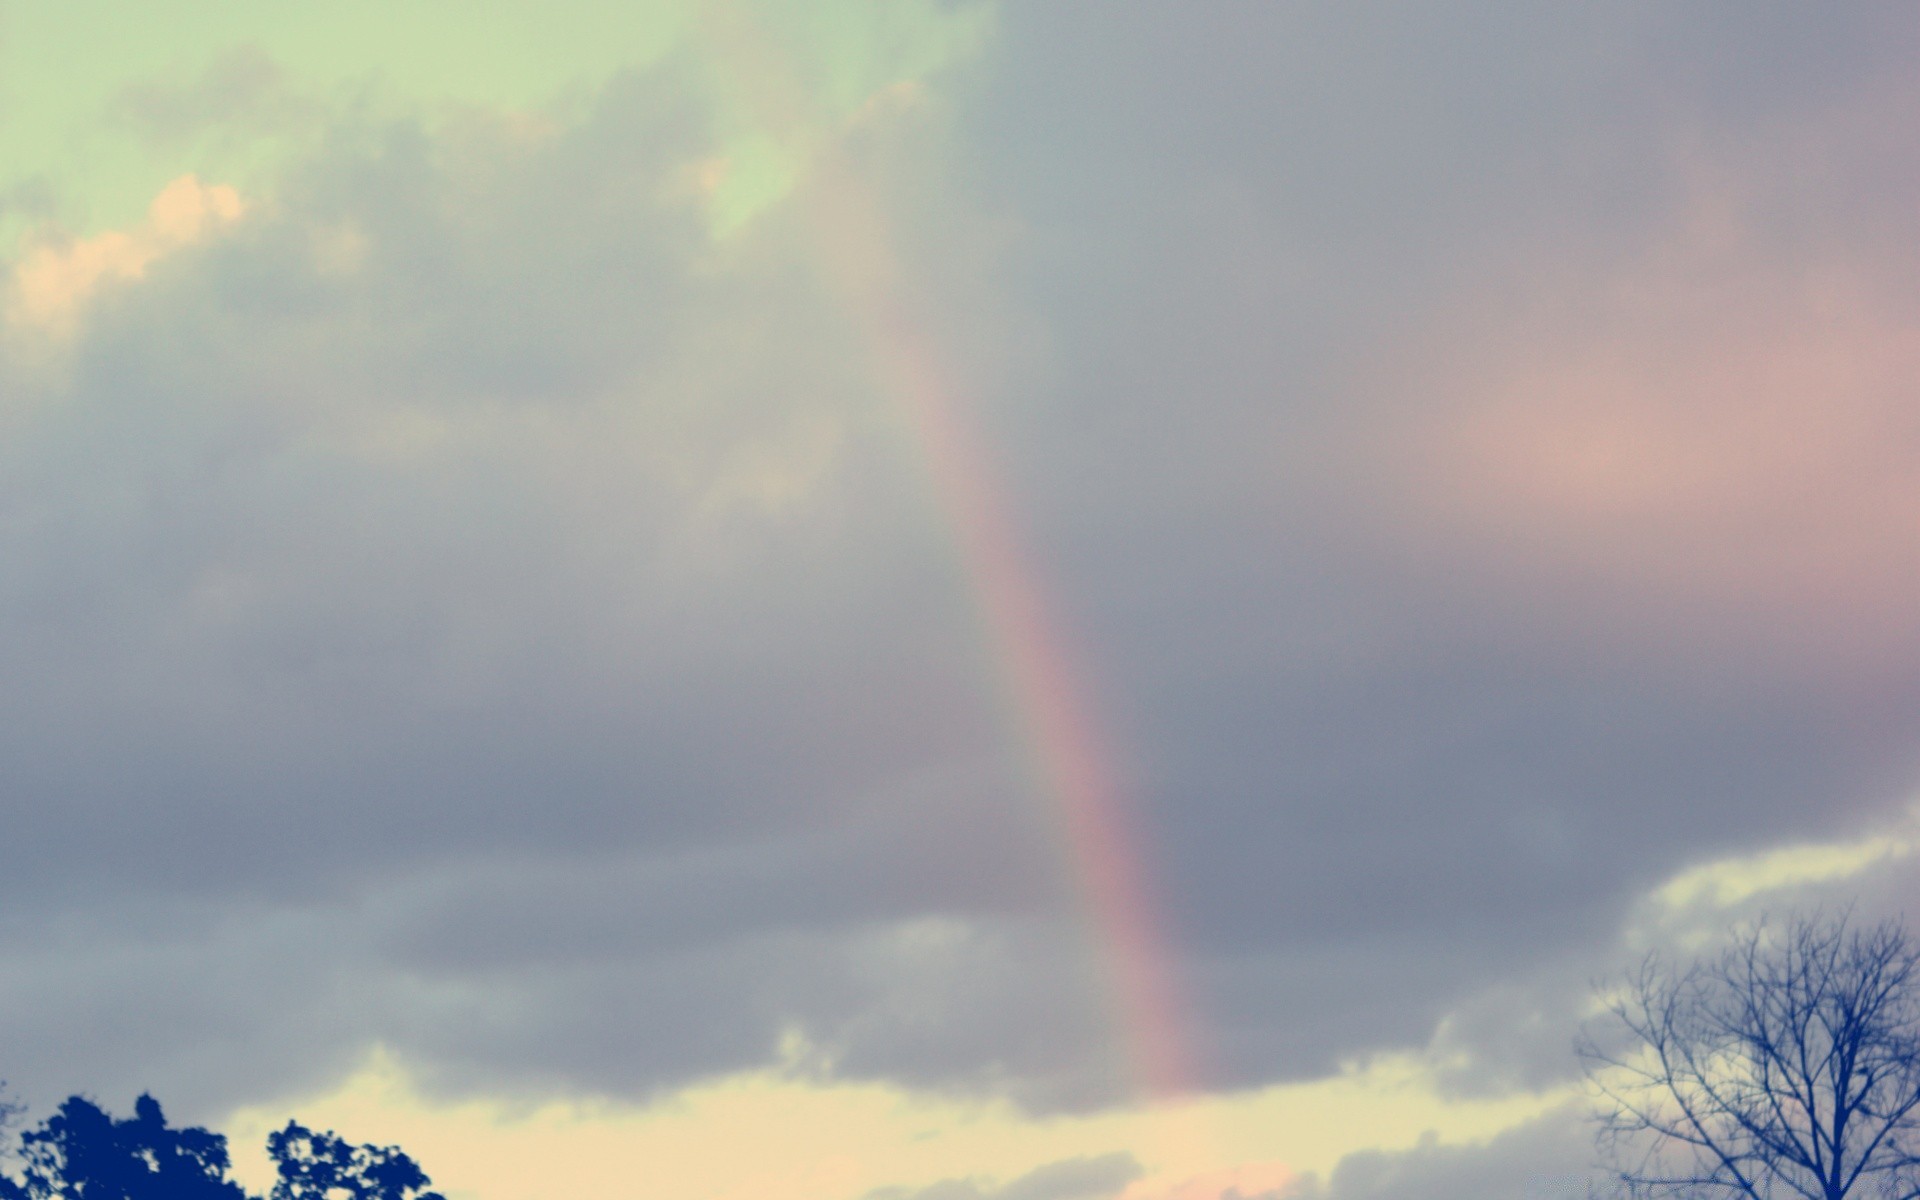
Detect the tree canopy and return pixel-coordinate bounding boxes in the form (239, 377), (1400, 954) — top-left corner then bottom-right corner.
(0, 1097), (440, 1200)
(267, 1122), (443, 1200)
(0, 1095), (246, 1200)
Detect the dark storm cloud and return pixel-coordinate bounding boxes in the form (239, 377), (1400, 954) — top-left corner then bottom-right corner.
(2, 1), (1919, 1128)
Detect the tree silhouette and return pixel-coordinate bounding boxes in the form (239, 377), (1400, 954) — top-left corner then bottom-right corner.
(266, 1122), (444, 1200)
(0, 1095), (247, 1200)
(1581, 911), (1920, 1200)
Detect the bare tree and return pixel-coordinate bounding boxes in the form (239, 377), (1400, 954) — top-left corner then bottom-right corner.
(1580, 912), (1920, 1200)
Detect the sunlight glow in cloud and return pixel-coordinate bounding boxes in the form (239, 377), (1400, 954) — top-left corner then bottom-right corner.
(217, 1048), (1557, 1200)
(1648, 813), (1919, 920)
(5, 174), (244, 336)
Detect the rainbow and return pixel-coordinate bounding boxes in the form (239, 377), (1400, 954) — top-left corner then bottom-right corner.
(864, 293), (1198, 1104)
(699, 5), (1204, 1109)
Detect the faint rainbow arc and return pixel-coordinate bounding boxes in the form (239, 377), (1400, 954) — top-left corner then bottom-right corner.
(697, 7), (1201, 1104)
(868, 304), (1195, 1101)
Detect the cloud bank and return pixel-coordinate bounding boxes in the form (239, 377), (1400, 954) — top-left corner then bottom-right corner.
(1, 14), (1918, 1197)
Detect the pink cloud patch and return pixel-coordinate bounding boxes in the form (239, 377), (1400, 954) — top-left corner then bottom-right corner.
(1372, 165), (1920, 674)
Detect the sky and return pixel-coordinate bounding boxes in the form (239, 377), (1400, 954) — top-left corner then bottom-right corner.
(3, 4), (1920, 1199)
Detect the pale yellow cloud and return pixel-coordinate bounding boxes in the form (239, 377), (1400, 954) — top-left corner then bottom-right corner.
(1652, 828), (1914, 917)
(5, 174), (245, 336)
(217, 1047), (1559, 1200)
(1619, 805), (1920, 956)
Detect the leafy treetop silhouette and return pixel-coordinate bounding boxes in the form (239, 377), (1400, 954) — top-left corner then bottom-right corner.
(0, 1095), (246, 1200)
(0, 1097), (442, 1200)
(267, 1122), (443, 1200)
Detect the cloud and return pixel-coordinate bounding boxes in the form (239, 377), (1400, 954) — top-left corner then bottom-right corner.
(221, 1056), (1142, 1200)
(108, 45), (306, 144)
(0, 32), (1149, 1121)
(5, 174), (245, 335)
(1648, 821), (1917, 919)
(1119, 1162), (1294, 1200)
(211, 1046), (1554, 1200)
(4, 10), (1920, 1183)
(1412, 800), (1920, 1103)
(946, 2), (1920, 1097)
(1281, 1106), (1598, 1200)
(864, 1153), (1144, 1200)
(1376, 163), (1920, 675)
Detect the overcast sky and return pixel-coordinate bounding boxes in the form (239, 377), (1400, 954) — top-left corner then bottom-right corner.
(4, 5), (1920, 1199)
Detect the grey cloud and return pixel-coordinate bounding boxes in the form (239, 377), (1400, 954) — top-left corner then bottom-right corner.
(944, 1), (1920, 1089)
(109, 44), (312, 144)
(1284, 1105), (1599, 1200)
(0, 50), (1101, 1117)
(1411, 838), (1920, 1104)
(862, 1152), (1142, 1200)
(0, 864), (1110, 1121)
(5, 1), (1920, 1126)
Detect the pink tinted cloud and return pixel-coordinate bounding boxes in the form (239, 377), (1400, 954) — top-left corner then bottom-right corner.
(1373, 155), (1920, 674)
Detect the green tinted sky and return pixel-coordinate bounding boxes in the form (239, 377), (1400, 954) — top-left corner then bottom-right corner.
(0, 0), (988, 245)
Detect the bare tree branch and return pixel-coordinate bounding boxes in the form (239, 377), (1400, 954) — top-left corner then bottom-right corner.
(1580, 911), (1920, 1200)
